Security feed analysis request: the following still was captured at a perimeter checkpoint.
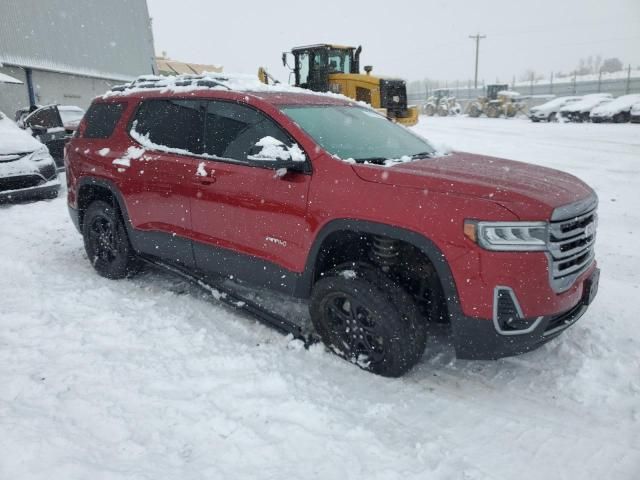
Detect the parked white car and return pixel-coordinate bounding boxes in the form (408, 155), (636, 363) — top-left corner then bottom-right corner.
(559, 94), (613, 122)
(0, 110), (60, 202)
(590, 94), (640, 123)
(528, 96), (582, 122)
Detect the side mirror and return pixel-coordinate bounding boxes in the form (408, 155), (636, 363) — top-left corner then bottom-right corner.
(282, 52), (293, 70)
(247, 136), (307, 175)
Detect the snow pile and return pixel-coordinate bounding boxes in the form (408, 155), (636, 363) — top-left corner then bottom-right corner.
(103, 72), (361, 107)
(251, 136), (306, 162)
(0, 111), (44, 154)
(129, 128), (193, 158)
(112, 145), (145, 168)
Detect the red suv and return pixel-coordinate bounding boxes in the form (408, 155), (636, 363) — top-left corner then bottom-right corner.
(66, 75), (599, 377)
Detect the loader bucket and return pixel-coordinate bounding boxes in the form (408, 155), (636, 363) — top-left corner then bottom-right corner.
(395, 106), (419, 127)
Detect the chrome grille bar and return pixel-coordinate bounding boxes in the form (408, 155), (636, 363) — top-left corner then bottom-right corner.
(548, 195), (598, 292)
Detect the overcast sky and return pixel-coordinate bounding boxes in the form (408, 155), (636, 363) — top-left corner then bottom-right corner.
(147, 0), (640, 84)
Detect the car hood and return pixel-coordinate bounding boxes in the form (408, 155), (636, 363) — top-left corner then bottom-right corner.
(351, 152), (595, 220)
(0, 118), (42, 154)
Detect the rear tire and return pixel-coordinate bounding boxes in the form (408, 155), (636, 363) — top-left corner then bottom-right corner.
(310, 266), (426, 377)
(82, 200), (140, 279)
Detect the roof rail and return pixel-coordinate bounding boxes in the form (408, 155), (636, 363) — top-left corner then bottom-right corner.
(109, 73), (233, 93)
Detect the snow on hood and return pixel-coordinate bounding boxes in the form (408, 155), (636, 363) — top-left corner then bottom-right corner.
(0, 111), (44, 155)
(591, 94), (640, 116)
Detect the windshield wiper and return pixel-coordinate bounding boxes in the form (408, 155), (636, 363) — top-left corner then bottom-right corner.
(410, 151), (433, 160)
(354, 152), (434, 164)
(353, 157), (388, 164)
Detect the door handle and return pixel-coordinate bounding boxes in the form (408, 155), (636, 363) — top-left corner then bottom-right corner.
(198, 177), (216, 185)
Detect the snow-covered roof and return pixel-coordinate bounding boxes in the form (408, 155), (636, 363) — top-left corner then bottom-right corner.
(560, 94), (612, 113)
(0, 72), (22, 84)
(532, 96), (582, 112)
(103, 73), (363, 106)
(590, 94), (640, 116)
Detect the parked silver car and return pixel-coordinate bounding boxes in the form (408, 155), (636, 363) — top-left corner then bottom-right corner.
(529, 96), (582, 122)
(0, 111), (60, 202)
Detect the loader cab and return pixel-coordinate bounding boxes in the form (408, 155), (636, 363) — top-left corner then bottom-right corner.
(286, 44), (362, 92)
(486, 84), (509, 100)
(432, 89), (452, 101)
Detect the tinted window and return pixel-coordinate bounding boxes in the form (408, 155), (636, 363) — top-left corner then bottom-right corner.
(281, 106), (435, 162)
(84, 102), (125, 138)
(204, 101), (291, 162)
(26, 106), (62, 130)
(132, 99), (204, 154)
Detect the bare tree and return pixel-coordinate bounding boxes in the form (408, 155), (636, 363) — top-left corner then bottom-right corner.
(600, 57), (623, 73)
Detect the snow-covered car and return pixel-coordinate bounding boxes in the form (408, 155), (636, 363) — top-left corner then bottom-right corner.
(559, 94), (612, 122)
(590, 94), (640, 123)
(630, 103), (640, 123)
(528, 96), (582, 122)
(58, 105), (86, 132)
(0, 110), (60, 202)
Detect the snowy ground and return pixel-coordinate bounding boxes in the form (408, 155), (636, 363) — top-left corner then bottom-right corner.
(1, 116), (639, 479)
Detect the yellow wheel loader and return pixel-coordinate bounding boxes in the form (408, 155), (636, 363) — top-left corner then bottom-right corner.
(276, 44), (419, 126)
(467, 84), (527, 118)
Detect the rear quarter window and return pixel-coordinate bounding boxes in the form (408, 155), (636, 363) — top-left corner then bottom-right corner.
(83, 102), (126, 139)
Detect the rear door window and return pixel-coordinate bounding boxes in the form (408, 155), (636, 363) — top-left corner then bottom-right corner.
(131, 99), (204, 154)
(83, 102), (125, 138)
(203, 101), (292, 163)
(25, 105), (63, 130)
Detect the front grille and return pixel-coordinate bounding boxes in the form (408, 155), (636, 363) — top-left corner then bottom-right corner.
(548, 203), (597, 292)
(39, 163), (57, 180)
(0, 175), (44, 192)
(379, 79), (408, 115)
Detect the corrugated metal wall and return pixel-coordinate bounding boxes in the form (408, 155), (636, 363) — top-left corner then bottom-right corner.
(0, 0), (155, 81)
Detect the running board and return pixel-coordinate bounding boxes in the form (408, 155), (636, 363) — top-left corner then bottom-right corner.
(141, 258), (316, 347)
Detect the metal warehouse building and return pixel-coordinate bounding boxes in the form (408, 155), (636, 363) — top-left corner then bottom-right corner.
(0, 0), (155, 116)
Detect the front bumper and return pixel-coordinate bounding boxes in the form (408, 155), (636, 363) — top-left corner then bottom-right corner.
(452, 267), (599, 360)
(0, 178), (60, 202)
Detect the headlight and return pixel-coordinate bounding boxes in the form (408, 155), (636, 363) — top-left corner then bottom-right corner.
(464, 221), (548, 251)
(29, 148), (54, 163)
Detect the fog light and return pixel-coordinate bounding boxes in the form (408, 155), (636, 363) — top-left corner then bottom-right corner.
(493, 287), (543, 335)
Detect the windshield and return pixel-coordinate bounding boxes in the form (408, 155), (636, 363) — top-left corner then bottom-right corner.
(328, 49), (351, 74)
(60, 109), (85, 124)
(281, 106), (435, 162)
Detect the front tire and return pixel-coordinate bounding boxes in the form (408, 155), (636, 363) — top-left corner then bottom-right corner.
(82, 200), (140, 279)
(310, 269), (426, 377)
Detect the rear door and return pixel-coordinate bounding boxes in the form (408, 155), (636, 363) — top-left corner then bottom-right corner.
(123, 99), (205, 268)
(24, 105), (67, 166)
(190, 100), (311, 291)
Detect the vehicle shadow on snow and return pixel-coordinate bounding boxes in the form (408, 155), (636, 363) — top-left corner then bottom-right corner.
(130, 263), (576, 390)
